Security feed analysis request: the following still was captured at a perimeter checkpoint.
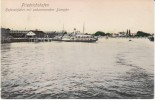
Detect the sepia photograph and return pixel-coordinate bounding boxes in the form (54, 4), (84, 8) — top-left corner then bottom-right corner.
(1, 0), (154, 99)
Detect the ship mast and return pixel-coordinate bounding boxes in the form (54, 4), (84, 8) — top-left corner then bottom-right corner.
(62, 24), (64, 33)
(83, 22), (85, 34)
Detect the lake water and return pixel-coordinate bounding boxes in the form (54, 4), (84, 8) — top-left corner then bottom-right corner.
(1, 38), (154, 99)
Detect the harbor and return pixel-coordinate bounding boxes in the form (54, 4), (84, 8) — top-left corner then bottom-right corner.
(1, 28), (154, 43)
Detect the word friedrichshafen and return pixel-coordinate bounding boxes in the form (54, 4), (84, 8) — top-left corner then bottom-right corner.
(21, 3), (49, 7)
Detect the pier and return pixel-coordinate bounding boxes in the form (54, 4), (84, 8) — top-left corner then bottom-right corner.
(10, 38), (53, 42)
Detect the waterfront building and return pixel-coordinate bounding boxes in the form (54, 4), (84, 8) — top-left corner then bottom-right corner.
(26, 31), (36, 37)
(55, 31), (65, 36)
(112, 33), (119, 37)
(44, 31), (57, 38)
(1, 28), (11, 43)
(10, 30), (46, 38)
(118, 31), (126, 37)
(10, 30), (29, 38)
(30, 30), (45, 38)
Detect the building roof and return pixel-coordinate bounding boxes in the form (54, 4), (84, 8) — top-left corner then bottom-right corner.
(10, 30), (29, 34)
(31, 30), (45, 34)
(26, 31), (36, 36)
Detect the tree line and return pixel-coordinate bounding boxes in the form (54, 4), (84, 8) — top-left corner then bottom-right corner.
(92, 31), (153, 37)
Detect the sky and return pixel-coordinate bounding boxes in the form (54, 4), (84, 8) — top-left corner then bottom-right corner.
(1, 0), (154, 34)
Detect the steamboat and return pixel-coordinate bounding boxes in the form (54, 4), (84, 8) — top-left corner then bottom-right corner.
(52, 28), (98, 42)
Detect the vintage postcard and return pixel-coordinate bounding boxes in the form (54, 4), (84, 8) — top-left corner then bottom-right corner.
(1, 0), (154, 99)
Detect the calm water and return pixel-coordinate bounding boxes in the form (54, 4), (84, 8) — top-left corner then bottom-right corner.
(1, 38), (154, 99)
